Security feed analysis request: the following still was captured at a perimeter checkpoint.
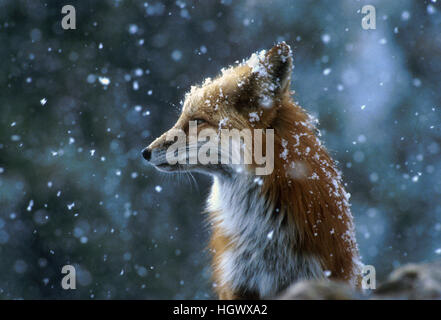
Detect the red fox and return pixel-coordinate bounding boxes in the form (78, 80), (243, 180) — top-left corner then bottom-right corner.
(142, 42), (362, 299)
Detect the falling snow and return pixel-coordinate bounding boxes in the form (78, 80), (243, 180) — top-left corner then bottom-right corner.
(0, 0), (439, 300)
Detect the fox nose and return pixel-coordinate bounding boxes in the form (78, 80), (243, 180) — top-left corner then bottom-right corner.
(142, 147), (152, 161)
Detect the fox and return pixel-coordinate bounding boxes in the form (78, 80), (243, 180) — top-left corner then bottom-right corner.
(142, 42), (362, 299)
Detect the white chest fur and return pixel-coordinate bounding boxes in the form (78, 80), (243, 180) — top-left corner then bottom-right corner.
(208, 176), (324, 298)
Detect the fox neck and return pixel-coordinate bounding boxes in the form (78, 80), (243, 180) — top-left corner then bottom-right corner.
(207, 98), (361, 299)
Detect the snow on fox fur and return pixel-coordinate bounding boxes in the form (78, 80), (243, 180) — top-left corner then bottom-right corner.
(143, 42), (362, 299)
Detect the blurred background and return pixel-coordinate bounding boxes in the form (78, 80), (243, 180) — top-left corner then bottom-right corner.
(0, 0), (440, 299)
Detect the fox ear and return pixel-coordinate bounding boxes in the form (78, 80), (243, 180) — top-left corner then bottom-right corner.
(244, 42), (293, 108)
(265, 42), (293, 94)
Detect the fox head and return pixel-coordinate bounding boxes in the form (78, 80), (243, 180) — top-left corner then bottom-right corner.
(142, 42), (293, 176)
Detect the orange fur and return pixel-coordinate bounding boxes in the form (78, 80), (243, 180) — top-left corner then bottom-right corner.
(263, 95), (360, 283)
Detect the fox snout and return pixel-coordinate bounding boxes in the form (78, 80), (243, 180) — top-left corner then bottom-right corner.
(141, 142), (165, 164)
(141, 143), (168, 170)
(142, 132), (166, 162)
(142, 132), (177, 172)
(142, 146), (166, 166)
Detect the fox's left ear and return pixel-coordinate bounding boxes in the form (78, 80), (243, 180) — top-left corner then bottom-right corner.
(264, 42), (293, 95)
(244, 42), (293, 107)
